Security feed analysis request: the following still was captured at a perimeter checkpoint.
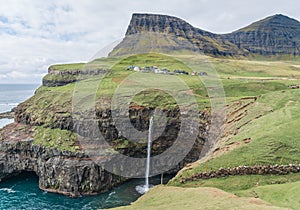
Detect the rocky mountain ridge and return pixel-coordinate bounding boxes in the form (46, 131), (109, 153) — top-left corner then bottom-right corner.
(222, 14), (300, 55)
(111, 13), (245, 56)
(111, 13), (300, 57)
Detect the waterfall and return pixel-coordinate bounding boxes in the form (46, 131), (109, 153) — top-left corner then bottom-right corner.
(145, 115), (153, 191)
(136, 115), (154, 194)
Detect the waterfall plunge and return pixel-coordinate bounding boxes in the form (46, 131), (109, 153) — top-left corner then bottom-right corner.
(136, 116), (154, 194)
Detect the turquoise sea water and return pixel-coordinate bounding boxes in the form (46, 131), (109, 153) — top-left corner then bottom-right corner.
(0, 84), (170, 209)
(0, 172), (167, 210)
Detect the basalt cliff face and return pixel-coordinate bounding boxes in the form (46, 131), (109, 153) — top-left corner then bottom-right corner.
(0, 124), (123, 197)
(110, 13), (300, 57)
(0, 98), (209, 196)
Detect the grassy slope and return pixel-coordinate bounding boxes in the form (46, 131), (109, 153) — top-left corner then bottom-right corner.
(172, 90), (300, 176)
(112, 186), (288, 210)
(212, 58), (300, 78)
(33, 126), (78, 152)
(166, 81), (300, 208)
(237, 181), (300, 209)
(95, 54), (208, 108)
(48, 63), (86, 71)
(47, 53), (297, 107)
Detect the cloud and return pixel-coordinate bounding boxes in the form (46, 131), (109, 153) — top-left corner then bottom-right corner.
(0, 0), (299, 83)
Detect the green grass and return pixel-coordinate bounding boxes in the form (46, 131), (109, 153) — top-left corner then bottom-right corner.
(209, 58), (300, 78)
(94, 54), (297, 109)
(131, 89), (177, 108)
(49, 54), (300, 79)
(44, 54), (300, 108)
(112, 185), (284, 210)
(172, 173), (300, 192)
(111, 53), (192, 72)
(237, 181), (300, 209)
(168, 173), (300, 209)
(49, 63), (86, 71)
(222, 80), (288, 98)
(251, 54), (300, 62)
(33, 126), (78, 152)
(89, 54), (210, 108)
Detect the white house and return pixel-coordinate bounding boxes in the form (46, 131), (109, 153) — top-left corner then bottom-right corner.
(134, 66), (140, 72)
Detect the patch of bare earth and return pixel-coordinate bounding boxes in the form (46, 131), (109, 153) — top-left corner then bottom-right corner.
(0, 123), (33, 141)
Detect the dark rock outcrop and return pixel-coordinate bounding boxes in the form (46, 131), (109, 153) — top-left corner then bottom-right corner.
(0, 124), (124, 197)
(0, 111), (14, 119)
(179, 164), (300, 183)
(43, 67), (107, 87)
(3, 102), (210, 196)
(76, 106), (209, 175)
(15, 102), (209, 172)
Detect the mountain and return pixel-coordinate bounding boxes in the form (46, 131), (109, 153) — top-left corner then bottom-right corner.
(222, 14), (300, 56)
(109, 13), (246, 57)
(110, 13), (300, 57)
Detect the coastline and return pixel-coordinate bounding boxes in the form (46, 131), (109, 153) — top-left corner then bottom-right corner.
(0, 110), (14, 119)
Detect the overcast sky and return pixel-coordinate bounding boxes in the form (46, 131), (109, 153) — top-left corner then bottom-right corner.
(0, 0), (299, 84)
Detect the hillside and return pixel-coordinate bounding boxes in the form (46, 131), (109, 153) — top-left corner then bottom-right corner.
(113, 186), (286, 210)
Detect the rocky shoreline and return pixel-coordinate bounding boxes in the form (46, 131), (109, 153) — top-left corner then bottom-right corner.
(0, 110), (14, 119)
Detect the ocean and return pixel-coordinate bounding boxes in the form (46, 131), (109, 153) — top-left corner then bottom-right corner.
(0, 84), (39, 128)
(0, 84), (167, 209)
(0, 171), (170, 210)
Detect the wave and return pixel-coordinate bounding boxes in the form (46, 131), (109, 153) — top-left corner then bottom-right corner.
(0, 103), (19, 106)
(0, 119), (14, 129)
(0, 188), (16, 193)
